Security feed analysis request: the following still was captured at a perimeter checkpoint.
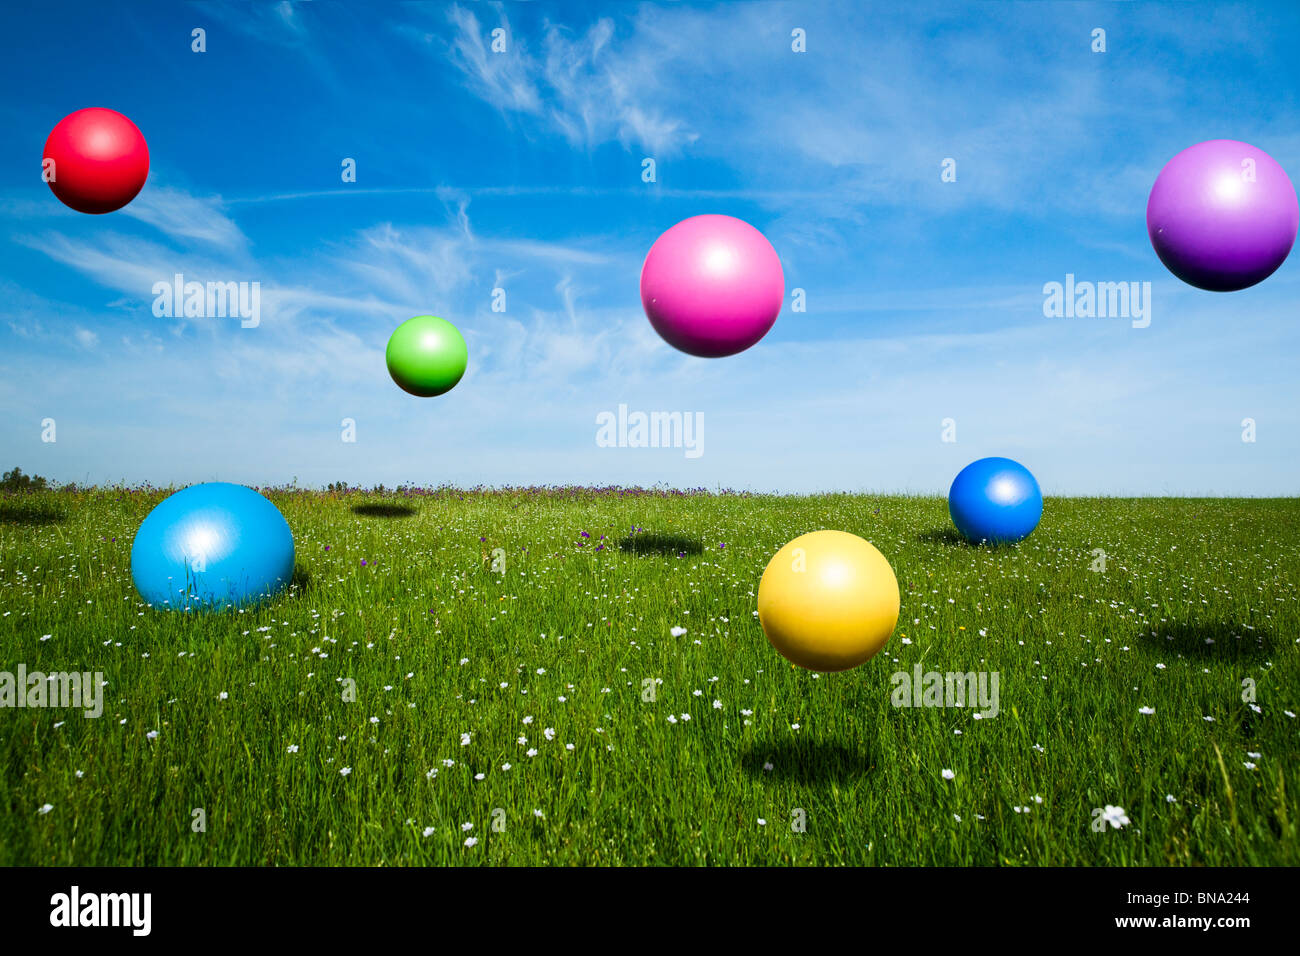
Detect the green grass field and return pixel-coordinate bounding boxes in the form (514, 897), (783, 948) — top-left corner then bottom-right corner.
(1, 487), (1296, 865)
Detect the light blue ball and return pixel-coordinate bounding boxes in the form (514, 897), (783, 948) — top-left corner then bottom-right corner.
(130, 483), (295, 610)
(948, 457), (1043, 545)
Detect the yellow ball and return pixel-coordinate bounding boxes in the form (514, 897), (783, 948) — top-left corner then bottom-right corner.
(757, 530), (900, 672)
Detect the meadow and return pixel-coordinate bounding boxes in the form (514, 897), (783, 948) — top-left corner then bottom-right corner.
(0, 486), (1296, 866)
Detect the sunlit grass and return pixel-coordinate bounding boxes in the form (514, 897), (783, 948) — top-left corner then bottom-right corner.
(1, 487), (1296, 865)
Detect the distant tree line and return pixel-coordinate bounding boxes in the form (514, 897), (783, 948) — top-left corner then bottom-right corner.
(1, 467), (50, 493)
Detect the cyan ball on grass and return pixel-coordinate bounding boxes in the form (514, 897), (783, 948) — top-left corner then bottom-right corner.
(130, 482), (295, 610)
(948, 457), (1042, 545)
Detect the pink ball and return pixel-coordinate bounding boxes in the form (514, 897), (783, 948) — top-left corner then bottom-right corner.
(640, 214), (784, 357)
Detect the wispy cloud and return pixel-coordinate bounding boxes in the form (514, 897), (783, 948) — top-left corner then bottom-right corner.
(430, 4), (699, 156)
(444, 4), (542, 114)
(120, 186), (247, 250)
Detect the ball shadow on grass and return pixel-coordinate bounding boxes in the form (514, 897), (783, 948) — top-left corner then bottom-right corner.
(289, 565), (313, 591)
(351, 503), (418, 519)
(0, 499), (69, 525)
(617, 532), (704, 556)
(1132, 621), (1275, 662)
(740, 737), (876, 786)
(916, 527), (1026, 550)
(915, 527), (969, 547)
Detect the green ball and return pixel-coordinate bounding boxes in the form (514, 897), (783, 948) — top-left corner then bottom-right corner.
(385, 315), (468, 397)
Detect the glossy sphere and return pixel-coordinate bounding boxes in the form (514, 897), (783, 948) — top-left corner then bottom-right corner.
(948, 457), (1043, 545)
(131, 483), (295, 610)
(1147, 139), (1299, 292)
(43, 108), (150, 214)
(757, 530), (900, 672)
(640, 214), (784, 357)
(386, 315), (468, 397)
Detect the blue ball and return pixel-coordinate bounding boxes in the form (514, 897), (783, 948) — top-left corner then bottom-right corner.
(130, 483), (295, 610)
(948, 457), (1043, 545)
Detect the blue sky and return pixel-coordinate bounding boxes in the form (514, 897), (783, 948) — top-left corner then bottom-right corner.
(2, 0), (1298, 495)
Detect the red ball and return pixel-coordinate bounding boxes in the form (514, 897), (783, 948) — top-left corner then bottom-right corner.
(43, 108), (149, 214)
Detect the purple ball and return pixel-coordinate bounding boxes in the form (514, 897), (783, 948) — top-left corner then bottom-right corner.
(1146, 139), (1298, 292)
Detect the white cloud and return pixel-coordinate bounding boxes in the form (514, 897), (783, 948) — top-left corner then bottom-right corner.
(445, 5), (542, 113)
(434, 5), (698, 155)
(121, 187), (247, 251)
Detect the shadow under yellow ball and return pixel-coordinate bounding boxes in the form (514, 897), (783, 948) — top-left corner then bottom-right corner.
(757, 530), (900, 672)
